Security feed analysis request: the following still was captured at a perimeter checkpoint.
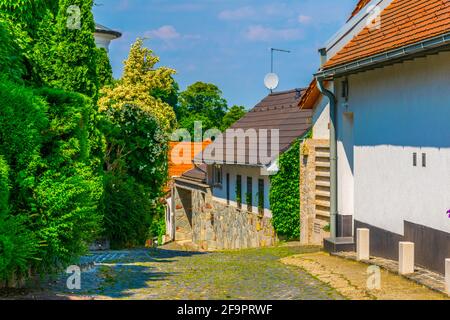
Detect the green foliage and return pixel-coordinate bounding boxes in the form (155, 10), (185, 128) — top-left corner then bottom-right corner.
(0, 81), (103, 273)
(0, 156), (9, 215)
(0, 20), (25, 82)
(102, 174), (153, 249)
(96, 48), (113, 87)
(150, 77), (179, 109)
(32, 0), (99, 98)
(178, 113), (216, 141)
(33, 88), (103, 270)
(270, 139), (301, 240)
(221, 105), (246, 130)
(100, 104), (168, 248)
(177, 82), (228, 129)
(149, 204), (166, 245)
(0, 156), (37, 282)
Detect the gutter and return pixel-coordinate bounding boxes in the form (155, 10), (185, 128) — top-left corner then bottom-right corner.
(316, 78), (338, 239)
(316, 31), (450, 79)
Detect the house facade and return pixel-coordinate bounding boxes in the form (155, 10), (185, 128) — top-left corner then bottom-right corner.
(306, 0), (450, 273)
(171, 89), (312, 250)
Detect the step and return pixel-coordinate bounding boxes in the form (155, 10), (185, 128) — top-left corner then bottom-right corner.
(316, 208), (330, 218)
(316, 190), (331, 198)
(315, 199), (330, 208)
(315, 180), (331, 188)
(315, 162), (330, 168)
(315, 171), (330, 178)
(315, 151), (330, 158)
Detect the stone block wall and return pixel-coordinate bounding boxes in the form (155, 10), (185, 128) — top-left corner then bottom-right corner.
(300, 139), (331, 245)
(174, 183), (276, 251)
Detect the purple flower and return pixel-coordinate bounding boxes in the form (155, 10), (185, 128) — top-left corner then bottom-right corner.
(447, 209), (450, 218)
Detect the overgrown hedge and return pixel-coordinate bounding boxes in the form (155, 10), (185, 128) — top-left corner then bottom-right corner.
(0, 80), (103, 276)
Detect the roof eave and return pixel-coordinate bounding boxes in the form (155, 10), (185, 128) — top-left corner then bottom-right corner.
(316, 32), (450, 80)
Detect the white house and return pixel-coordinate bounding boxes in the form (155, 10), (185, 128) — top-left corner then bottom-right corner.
(305, 0), (450, 273)
(171, 89), (312, 250)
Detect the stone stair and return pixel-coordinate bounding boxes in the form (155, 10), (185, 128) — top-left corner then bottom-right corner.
(314, 146), (331, 219)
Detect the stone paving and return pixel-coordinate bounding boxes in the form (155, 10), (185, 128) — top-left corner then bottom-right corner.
(29, 244), (345, 300)
(282, 252), (449, 300)
(333, 251), (448, 295)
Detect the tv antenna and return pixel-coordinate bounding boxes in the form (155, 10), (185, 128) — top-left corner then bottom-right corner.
(264, 48), (291, 93)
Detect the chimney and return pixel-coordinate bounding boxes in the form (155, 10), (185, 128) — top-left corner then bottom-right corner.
(319, 48), (327, 67)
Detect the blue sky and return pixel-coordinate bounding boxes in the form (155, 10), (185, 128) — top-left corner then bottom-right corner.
(93, 0), (356, 109)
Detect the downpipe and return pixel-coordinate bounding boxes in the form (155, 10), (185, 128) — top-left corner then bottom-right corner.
(316, 78), (338, 239)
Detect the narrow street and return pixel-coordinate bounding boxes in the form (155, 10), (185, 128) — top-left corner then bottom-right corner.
(36, 245), (343, 300)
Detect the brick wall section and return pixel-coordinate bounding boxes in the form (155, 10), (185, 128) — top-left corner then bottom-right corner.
(300, 139), (331, 245)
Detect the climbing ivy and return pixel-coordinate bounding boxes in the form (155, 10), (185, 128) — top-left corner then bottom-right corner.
(270, 131), (311, 240)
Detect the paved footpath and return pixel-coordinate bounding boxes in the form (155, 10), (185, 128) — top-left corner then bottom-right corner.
(33, 245), (344, 300)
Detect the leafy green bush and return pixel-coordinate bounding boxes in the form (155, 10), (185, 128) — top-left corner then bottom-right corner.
(0, 156), (37, 283)
(102, 174), (153, 249)
(0, 20), (25, 82)
(0, 81), (103, 274)
(270, 139), (301, 240)
(33, 88), (103, 270)
(100, 104), (168, 249)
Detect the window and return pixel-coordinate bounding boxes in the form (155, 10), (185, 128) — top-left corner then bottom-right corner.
(226, 173), (230, 205)
(246, 177), (253, 212)
(213, 165), (223, 186)
(413, 153), (417, 167)
(258, 179), (264, 215)
(422, 153), (427, 167)
(236, 175), (242, 209)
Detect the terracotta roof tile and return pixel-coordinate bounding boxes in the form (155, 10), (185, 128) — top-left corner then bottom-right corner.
(324, 0), (450, 69)
(349, 0), (372, 21)
(168, 141), (211, 178)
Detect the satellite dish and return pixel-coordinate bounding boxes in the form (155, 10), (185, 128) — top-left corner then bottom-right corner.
(264, 73), (279, 91)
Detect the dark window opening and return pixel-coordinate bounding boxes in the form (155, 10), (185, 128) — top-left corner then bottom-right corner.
(236, 175), (242, 209)
(413, 153), (417, 167)
(422, 153), (426, 167)
(258, 179), (264, 215)
(226, 173), (230, 205)
(246, 177), (253, 212)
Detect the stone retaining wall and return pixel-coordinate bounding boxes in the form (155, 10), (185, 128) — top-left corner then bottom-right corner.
(174, 183), (276, 251)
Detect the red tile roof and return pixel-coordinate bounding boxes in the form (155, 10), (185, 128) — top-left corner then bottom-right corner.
(168, 141), (211, 178)
(348, 0), (372, 21)
(324, 0), (450, 69)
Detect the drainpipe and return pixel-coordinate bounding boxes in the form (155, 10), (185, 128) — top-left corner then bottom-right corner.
(316, 77), (338, 239)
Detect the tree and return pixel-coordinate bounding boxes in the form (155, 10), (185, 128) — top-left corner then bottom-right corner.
(0, 20), (25, 82)
(177, 82), (228, 129)
(99, 39), (173, 248)
(221, 105), (246, 130)
(100, 104), (168, 248)
(99, 38), (177, 132)
(96, 47), (113, 88)
(32, 0), (99, 98)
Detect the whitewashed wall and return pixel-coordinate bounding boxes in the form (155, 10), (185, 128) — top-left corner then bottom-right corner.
(312, 88), (331, 139)
(336, 51), (450, 235)
(210, 165), (272, 217)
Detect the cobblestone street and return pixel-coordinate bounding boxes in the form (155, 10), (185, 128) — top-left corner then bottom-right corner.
(37, 245), (343, 300)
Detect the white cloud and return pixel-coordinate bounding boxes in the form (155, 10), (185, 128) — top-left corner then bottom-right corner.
(218, 6), (256, 20)
(298, 15), (313, 24)
(244, 25), (303, 42)
(145, 25), (180, 40)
